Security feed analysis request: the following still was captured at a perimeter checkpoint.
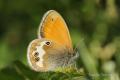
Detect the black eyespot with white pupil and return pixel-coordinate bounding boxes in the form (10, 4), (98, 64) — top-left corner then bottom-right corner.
(35, 57), (40, 62)
(45, 41), (51, 46)
(34, 52), (39, 57)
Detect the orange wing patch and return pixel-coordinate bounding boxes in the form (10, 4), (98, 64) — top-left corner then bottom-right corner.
(38, 10), (73, 52)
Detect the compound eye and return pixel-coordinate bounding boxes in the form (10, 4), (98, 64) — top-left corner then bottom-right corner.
(45, 41), (51, 46)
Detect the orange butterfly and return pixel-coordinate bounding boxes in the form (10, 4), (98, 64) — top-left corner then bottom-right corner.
(27, 10), (78, 72)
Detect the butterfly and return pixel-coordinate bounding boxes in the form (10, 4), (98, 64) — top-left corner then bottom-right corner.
(27, 10), (78, 72)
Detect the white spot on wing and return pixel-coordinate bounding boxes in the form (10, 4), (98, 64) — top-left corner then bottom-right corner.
(35, 42), (45, 67)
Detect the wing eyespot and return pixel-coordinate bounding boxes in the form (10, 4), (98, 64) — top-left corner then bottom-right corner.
(35, 57), (40, 62)
(34, 52), (39, 57)
(51, 18), (54, 21)
(45, 41), (51, 46)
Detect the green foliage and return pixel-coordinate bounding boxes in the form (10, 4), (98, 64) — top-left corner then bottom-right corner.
(0, 61), (86, 80)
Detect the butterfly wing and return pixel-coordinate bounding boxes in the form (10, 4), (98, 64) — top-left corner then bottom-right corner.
(38, 10), (73, 52)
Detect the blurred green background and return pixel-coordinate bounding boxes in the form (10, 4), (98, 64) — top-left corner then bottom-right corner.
(0, 0), (120, 80)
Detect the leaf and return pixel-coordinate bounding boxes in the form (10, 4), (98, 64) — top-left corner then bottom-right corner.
(0, 61), (86, 80)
